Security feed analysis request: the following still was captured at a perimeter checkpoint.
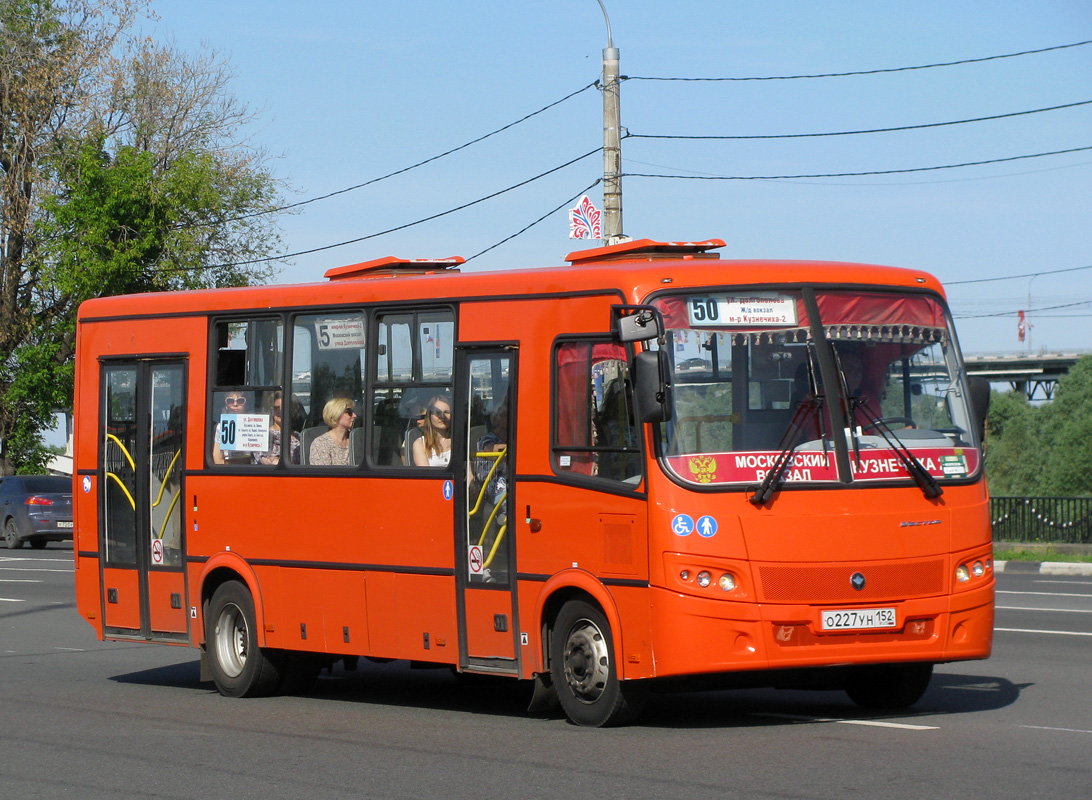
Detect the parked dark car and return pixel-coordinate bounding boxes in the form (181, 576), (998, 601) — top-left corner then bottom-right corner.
(0, 475), (73, 549)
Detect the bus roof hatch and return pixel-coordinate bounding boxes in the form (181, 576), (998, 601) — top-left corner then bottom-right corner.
(565, 238), (725, 266)
(324, 256), (465, 280)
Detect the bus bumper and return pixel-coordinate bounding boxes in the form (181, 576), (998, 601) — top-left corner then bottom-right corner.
(646, 582), (994, 679)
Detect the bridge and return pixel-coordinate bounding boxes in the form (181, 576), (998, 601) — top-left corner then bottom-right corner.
(964, 352), (1088, 400)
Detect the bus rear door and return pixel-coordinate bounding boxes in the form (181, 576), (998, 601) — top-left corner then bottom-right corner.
(99, 360), (189, 641)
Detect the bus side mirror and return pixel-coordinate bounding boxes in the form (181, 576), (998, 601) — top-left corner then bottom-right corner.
(633, 350), (673, 423)
(613, 306), (662, 343)
(968, 376), (990, 444)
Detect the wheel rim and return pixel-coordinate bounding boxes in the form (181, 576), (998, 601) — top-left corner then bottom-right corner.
(4, 521), (16, 548)
(561, 617), (611, 704)
(214, 602), (249, 678)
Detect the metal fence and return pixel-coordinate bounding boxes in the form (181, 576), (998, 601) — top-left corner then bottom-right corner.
(991, 496), (1092, 544)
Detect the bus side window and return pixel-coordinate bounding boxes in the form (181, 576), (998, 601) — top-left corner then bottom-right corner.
(292, 312), (367, 467)
(552, 340), (642, 484)
(372, 309), (454, 468)
(210, 319), (285, 467)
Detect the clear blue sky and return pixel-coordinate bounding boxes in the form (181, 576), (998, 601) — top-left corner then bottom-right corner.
(145, 0), (1091, 356)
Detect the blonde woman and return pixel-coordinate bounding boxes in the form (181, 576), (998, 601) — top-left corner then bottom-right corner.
(412, 394), (452, 467)
(309, 397), (357, 466)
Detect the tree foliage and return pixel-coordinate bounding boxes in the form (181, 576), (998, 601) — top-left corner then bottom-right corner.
(0, 0), (285, 473)
(985, 355), (1092, 497)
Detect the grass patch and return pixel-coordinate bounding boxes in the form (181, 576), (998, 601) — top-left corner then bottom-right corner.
(994, 548), (1092, 563)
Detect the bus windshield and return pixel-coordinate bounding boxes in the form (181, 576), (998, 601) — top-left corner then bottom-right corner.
(651, 288), (979, 488)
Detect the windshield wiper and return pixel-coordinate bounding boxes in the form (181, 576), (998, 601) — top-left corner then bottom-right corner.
(849, 399), (943, 499)
(750, 394), (825, 507)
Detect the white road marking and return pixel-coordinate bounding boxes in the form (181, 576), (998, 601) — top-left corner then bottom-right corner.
(0, 597), (25, 603)
(1020, 725), (1092, 735)
(753, 712), (937, 730)
(997, 590), (1092, 598)
(995, 627), (1092, 637)
(0, 567), (73, 574)
(997, 605), (1092, 613)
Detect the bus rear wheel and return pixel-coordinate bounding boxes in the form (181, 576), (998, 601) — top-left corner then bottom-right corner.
(551, 600), (645, 727)
(845, 662), (933, 709)
(205, 580), (284, 698)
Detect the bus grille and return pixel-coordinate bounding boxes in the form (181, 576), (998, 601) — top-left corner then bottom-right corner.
(757, 559), (946, 604)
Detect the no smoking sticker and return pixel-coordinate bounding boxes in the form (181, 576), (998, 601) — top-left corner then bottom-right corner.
(468, 545), (484, 576)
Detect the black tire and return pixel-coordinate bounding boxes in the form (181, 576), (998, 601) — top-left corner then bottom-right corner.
(29, 539), (48, 550)
(205, 580), (284, 698)
(4, 518), (22, 549)
(550, 600), (646, 727)
(845, 662), (933, 709)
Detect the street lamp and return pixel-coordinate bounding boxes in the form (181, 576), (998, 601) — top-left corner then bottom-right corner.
(595, 0), (623, 242)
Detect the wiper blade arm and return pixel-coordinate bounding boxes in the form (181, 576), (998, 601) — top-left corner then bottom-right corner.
(852, 400), (943, 499)
(750, 395), (822, 507)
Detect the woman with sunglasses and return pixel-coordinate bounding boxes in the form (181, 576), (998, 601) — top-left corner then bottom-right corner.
(212, 391), (253, 465)
(309, 397), (357, 466)
(253, 391), (300, 465)
(411, 394), (453, 467)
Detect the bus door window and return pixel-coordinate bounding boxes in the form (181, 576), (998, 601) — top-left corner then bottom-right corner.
(149, 365), (185, 566)
(373, 310), (454, 467)
(466, 355), (510, 583)
(209, 318), (285, 466)
(553, 340), (642, 484)
(104, 366), (138, 565)
(291, 312), (365, 466)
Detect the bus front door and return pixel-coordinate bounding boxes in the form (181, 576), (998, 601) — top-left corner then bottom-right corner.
(99, 360), (189, 641)
(456, 350), (520, 675)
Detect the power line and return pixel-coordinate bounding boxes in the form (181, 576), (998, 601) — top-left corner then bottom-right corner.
(466, 181), (600, 262)
(625, 100), (1092, 140)
(947, 264), (1092, 286)
(622, 145), (1092, 181)
(626, 39), (1092, 82)
(184, 82), (598, 228)
(954, 299), (1092, 319)
(173, 147), (602, 272)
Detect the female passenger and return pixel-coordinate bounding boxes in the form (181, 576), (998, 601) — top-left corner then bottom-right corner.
(309, 397), (357, 466)
(412, 394), (453, 467)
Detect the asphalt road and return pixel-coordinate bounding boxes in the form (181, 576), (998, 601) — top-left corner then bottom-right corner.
(2, 546), (1090, 799)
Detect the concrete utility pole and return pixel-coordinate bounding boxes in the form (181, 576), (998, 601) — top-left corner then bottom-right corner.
(596, 0), (623, 242)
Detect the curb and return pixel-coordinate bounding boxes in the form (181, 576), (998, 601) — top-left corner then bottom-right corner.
(995, 560), (1092, 576)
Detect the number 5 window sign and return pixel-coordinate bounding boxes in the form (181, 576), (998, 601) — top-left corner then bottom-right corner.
(687, 294), (797, 327)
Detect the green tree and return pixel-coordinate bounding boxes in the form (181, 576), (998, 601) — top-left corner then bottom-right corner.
(1038, 356), (1092, 496)
(0, 0), (284, 473)
(983, 388), (1045, 495)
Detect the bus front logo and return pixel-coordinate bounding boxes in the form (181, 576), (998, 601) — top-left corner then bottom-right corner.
(850, 572), (866, 591)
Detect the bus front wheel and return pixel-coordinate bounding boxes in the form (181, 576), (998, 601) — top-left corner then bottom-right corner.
(205, 580), (284, 698)
(551, 600), (645, 727)
(845, 662), (933, 709)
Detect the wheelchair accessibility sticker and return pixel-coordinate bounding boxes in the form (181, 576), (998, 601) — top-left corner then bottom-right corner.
(672, 514), (694, 536)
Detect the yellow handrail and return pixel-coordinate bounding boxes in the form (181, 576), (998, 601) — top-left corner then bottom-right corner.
(468, 447), (506, 517)
(157, 490), (181, 540)
(151, 449), (181, 509)
(106, 434), (135, 471)
(105, 472), (136, 510)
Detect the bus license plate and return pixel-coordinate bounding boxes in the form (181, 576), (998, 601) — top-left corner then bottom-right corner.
(821, 608), (896, 631)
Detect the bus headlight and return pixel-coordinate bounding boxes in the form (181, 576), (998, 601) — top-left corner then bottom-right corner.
(972, 561), (985, 578)
(696, 571), (712, 588)
(955, 564), (970, 583)
(718, 573), (736, 592)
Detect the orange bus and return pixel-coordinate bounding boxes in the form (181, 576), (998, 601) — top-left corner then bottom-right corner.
(72, 238), (994, 726)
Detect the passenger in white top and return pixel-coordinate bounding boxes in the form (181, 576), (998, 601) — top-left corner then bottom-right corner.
(412, 394), (452, 467)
